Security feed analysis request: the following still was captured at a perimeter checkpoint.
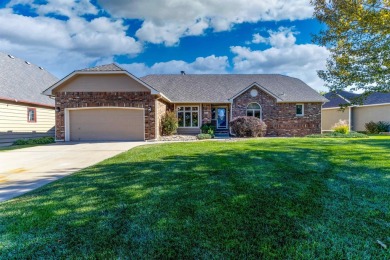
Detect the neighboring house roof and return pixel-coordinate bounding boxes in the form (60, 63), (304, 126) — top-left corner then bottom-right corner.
(363, 92), (390, 105)
(323, 90), (390, 108)
(0, 52), (58, 107)
(141, 74), (327, 103)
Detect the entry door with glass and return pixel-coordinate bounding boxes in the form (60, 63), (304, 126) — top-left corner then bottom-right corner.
(217, 108), (227, 129)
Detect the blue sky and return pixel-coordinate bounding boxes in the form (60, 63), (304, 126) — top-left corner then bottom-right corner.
(0, 0), (329, 91)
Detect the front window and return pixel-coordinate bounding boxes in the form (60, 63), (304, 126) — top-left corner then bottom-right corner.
(27, 108), (36, 122)
(177, 106), (199, 127)
(296, 104), (304, 116)
(246, 103), (262, 119)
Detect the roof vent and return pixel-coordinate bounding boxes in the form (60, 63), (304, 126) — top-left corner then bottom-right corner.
(25, 61), (31, 65)
(8, 54), (15, 59)
(181, 71), (186, 75)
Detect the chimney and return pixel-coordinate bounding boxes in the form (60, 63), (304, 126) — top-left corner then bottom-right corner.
(180, 71), (185, 75)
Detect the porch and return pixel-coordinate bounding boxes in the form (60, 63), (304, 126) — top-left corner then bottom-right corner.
(174, 103), (231, 135)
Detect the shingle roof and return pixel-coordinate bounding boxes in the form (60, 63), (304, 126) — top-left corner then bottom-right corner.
(322, 91), (359, 108)
(323, 90), (390, 108)
(141, 74), (327, 103)
(79, 63), (124, 72)
(0, 52), (58, 106)
(363, 92), (390, 105)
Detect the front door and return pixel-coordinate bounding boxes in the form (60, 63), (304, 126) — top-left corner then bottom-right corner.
(217, 108), (227, 129)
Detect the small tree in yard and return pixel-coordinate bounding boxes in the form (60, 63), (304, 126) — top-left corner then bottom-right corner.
(161, 111), (178, 136)
(230, 116), (267, 137)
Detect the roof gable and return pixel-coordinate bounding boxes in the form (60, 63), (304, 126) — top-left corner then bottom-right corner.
(229, 82), (282, 102)
(43, 63), (160, 96)
(79, 63), (124, 72)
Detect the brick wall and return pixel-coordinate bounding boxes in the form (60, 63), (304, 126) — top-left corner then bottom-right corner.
(55, 92), (156, 140)
(232, 86), (322, 136)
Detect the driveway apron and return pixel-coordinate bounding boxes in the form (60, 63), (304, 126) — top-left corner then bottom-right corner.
(0, 142), (145, 202)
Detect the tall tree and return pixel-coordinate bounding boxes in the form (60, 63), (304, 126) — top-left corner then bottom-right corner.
(311, 0), (390, 94)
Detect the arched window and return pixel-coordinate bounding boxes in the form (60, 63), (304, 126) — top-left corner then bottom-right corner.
(246, 103), (262, 119)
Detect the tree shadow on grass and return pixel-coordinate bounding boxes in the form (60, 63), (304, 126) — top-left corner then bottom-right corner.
(0, 141), (388, 259)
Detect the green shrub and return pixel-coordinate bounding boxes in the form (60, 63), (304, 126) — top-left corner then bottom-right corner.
(13, 136), (55, 145)
(332, 119), (349, 134)
(161, 111), (178, 136)
(306, 131), (368, 138)
(365, 121), (378, 133)
(230, 116), (267, 137)
(200, 123), (216, 136)
(197, 133), (213, 140)
(365, 121), (390, 134)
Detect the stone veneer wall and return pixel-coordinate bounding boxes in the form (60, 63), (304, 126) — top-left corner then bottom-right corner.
(55, 92), (156, 140)
(202, 104), (212, 124)
(155, 99), (174, 138)
(232, 86), (322, 136)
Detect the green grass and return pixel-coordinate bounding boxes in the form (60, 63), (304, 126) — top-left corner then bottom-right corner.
(0, 137), (389, 258)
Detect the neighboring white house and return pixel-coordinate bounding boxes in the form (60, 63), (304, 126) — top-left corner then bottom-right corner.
(322, 91), (390, 132)
(0, 52), (58, 146)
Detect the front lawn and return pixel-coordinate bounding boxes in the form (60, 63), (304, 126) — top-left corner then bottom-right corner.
(0, 137), (389, 258)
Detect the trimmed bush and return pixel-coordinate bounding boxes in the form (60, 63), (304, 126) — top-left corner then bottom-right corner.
(230, 116), (267, 137)
(365, 121), (390, 134)
(197, 133), (213, 140)
(161, 111), (178, 136)
(13, 136), (55, 146)
(306, 131), (368, 138)
(332, 119), (349, 134)
(200, 123), (216, 136)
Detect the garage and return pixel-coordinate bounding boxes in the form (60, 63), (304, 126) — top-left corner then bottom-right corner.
(67, 108), (145, 141)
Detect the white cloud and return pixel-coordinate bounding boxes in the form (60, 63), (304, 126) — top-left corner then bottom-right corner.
(251, 27), (298, 48)
(0, 9), (71, 48)
(231, 28), (330, 91)
(0, 7), (142, 77)
(98, 0), (314, 45)
(7, 0), (98, 17)
(121, 55), (229, 77)
(252, 33), (267, 44)
(135, 19), (209, 46)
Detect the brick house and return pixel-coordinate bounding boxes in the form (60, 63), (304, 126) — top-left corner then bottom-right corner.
(43, 63), (327, 141)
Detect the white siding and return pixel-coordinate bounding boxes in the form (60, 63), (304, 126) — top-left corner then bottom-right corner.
(352, 105), (390, 131)
(321, 108), (349, 131)
(0, 101), (55, 133)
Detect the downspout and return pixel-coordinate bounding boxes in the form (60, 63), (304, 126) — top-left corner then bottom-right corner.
(349, 106), (352, 131)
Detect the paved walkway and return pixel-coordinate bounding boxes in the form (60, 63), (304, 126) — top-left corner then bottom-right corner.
(0, 142), (146, 202)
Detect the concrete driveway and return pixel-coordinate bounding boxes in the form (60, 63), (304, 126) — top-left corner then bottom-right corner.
(0, 142), (146, 202)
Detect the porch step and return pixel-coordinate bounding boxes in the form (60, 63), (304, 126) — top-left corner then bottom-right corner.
(214, 132), (230, 137)
(215, 130), (229, 134)
(214, 133), (230, 139)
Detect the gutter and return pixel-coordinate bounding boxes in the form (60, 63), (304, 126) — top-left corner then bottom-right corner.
(0, 96), (54, 109)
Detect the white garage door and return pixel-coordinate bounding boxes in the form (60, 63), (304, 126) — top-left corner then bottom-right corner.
(69, 108), (144, 141)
